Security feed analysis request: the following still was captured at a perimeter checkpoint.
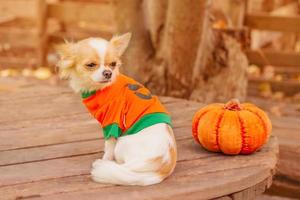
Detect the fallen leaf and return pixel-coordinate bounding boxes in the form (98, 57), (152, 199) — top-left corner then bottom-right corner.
(0, 69), (19, 77)
(247, 64), (261, 77)
(262, 65), (275, 80)
(274, 74), (283, 82)
(22, 68), (34, 77)
(33, 67), (52, 80)
(259, 83), (272, 98)
(270, 105), (282, 117)
(212, 20), (227, 29)
(272, 91), (285, 101)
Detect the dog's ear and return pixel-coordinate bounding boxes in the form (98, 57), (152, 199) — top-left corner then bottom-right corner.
(109, 32), (132, 56)
(55, 43), (76, 79)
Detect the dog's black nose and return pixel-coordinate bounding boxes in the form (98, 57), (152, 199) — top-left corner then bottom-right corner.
(103, 70), (112, 79)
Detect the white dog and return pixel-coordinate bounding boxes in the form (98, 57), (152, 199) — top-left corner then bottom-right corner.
(56, 33), (177, 186)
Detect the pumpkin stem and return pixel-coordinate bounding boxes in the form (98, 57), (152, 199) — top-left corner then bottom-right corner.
(224, 99), (242, 111)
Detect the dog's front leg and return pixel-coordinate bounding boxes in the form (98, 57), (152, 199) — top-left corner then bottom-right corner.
(102, 137), (116, 161)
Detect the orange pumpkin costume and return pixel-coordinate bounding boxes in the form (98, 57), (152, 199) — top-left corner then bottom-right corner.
(82, 74), (172, 140)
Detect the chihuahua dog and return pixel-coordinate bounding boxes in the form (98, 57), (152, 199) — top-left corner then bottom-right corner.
(56, 33), (177, 186)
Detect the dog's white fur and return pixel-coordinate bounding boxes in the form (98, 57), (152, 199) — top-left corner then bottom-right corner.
(88, 39), (109, 82)
(56, 33), (177, 186)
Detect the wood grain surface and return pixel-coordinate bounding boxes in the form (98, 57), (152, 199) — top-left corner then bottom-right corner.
(0, 77), (279, 200)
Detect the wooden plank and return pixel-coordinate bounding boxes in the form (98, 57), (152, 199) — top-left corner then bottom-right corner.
(274, 127), (300, 182)
(0, 15), (16, 25)
(278, 144), (300, 181)
(272, 66), (300, 74)
(270, 175), (300, 199)
(0, 78), (279, 199)
(0, 125), (194, 166)
(231, 177), (272, 200)
(248, 2), (299, 49)
(0, 78), (187, 106)
(246, 50), (300, 67)
(257, 194), (297, 200)
(0, 78), (71, 100)
(48, 2), (114, 25)
(0, 153), (97, 187)
(249, 77), (300, 96)
(0, 94), (198, 125)
(0, 29), (38, 48)
(245, 14), (300, 33)
(0, 81), (200, 153)
(0, 93), (86, 123)
(0, 139), (102, 166)
(0, 57), (37, 68)
(0, 137), (277, 199)
(21, 167), (273, 200)
(0, 0), (38, 19)
(0, 112), (101, 151)
(0, 166), (270, 200)
(0, 85), (199, 123)
(0, 104), (197, 151)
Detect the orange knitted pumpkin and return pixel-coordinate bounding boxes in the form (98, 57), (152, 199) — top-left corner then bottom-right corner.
(192, 99), (272, 155)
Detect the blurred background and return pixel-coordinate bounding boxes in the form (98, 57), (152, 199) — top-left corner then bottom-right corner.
(0, 0), (300, 199)
(1, 0), (300, 103)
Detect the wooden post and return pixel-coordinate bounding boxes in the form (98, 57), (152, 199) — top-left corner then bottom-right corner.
(37, 0), (48, 67)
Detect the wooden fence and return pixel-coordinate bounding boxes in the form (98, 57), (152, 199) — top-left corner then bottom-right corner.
(245, 11), (300, 68)
(0, 0), (115, 68)
(243, 1), (300, 96)
(1, 0), (300, 70)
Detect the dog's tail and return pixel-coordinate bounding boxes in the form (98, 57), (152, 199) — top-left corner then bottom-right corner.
(91, 160), (166, 186)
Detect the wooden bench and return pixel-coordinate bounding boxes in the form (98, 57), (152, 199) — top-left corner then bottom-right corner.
(0, 77), (278, 199)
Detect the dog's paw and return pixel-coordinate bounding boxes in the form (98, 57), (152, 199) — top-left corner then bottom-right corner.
(92, 159), (103, 169)
(102, 152), (114, 161)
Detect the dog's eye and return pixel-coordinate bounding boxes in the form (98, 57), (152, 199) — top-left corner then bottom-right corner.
(110, 62), (117, 67)
(85, 63), (97, 68)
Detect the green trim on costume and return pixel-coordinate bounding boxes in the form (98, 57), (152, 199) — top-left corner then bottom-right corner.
(81, 90), (96, 99)
(123, 112), (172, 136)
(102, 113), (172, 140)
(103, 123), (122, 140)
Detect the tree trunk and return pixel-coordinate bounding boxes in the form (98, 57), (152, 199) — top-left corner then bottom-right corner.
(190, 30), (248, 103)
(190, 0), (248, 103)
(113, 0), (248, 103)
(113, 0), (154, 80)
(163, 0), (208, 97)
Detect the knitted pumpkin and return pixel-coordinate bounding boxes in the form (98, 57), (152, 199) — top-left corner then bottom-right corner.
(192, 99), (272, 155)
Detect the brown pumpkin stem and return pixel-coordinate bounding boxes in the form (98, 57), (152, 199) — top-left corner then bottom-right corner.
(224, 99), (242, 111)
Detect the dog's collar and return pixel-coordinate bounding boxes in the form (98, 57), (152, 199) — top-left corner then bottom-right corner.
(81, 90), (96, 99)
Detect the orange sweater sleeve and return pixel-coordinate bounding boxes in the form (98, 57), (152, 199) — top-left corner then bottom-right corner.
(83, 95), (125, 139)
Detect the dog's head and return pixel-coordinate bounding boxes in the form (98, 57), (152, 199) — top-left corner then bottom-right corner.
(56, 33), (131, 92)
